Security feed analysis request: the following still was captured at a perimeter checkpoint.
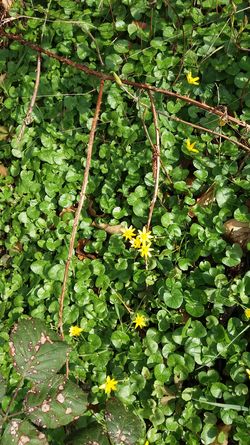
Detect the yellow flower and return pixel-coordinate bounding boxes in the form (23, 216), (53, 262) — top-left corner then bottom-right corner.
(244, 308), (250, 318)
(130, 236), (142, 249)
(133, 313), (147, 329)
(186, 71), (200, 85)
(139, 244), (153, 259)
(145, 441), (149, 445)
(99, 376), (118, 395)
(186, 138), (199, 153)
(246, 369), (250, 379)
(219, 118), (227, 127)
(138, 227), (153, 245)
(69, 326), (83, 337)
(121, 225), (136, 241)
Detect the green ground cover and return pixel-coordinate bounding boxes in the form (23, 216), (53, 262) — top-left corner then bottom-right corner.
(0, 0), (250, 444)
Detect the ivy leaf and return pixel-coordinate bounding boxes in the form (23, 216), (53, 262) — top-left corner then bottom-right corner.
(24, 375), (88, 428)
(1, 419), (49, 445)
(10, 318), (69, 381)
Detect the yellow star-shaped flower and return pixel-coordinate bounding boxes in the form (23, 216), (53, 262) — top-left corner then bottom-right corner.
(99, 376), (118, 395)
(139, 243), (153, 259)
(69, 326), (83, 337)
(244, 308), (250, 319)
(186, 71), (200, 85)
(121, 225), (136, 241)
(130, 236), (142, 249)
(186, 138), (199, 153)
(138, 227), (153, 245)
(246, 369), (250, 379)
(133, 313), (147, 329)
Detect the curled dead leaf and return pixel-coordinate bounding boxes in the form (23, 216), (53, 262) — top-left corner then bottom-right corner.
(59, 206), (76, 217)
(0, 164), (8, 176)
(132, 20), (147, 30)
(91, 221), (123, 235)
(211, 423), (231, 445)
(76, 239), (96, 260)
(224, 219), (250, 249)
(188, 185), (215, 218)
(1, 0), (13, 12)
(0, 126), (8, 141)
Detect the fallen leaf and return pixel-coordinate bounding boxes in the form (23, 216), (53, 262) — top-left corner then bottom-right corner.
(0, 73), (6, 85)
(1, 0), (14, 12)
(0, 164), (8, 176)
(59, 206), (76, 217)
(0, 126), (8, 141)
(211, 423), (231, 445)
(189, 185), (215, 217)
(132, 20), (147, 30)
(224, 219), (250, 249)
(91, 221), (123, 235)
(88, 199), (105, 217)
(76, 239), (96, 260)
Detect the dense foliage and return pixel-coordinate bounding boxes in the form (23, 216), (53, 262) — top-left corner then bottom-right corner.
(0, 0), (250, 444)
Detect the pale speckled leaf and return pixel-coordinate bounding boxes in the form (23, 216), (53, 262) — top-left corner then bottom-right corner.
(67, 422), (110, 445)
(10, 318), (69, 381)
(24, 375), (88, 429)
(1, 419), (49, 445)
(105, 398), (145, 445)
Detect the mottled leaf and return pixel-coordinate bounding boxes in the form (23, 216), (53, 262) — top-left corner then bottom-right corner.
(24, 375), (87, 428)
(67, 423), (110, 445)
(10, 318), (69, 381)
(105, 398), (145, 445)
(1, 419), (49, 445)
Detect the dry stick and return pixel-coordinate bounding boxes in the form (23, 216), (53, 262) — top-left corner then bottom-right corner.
(141, 112), (172, 183)
(17, 54), (41, 141)
(1, 30), (249, 132)
(168, 113), (250, 153)
(58, 80), (105, 338)
(146, 91), (161, 231)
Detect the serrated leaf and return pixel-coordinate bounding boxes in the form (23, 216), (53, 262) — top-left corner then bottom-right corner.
(10, 318), (69, 381)
(1, 419), (49, 445)
(24, 375), (87, 428)
(67, 423), (110, 445)
(105, 398), (145, 445)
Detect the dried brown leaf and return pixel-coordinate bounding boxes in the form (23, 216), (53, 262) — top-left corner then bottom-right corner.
(91, 221), (123, 235)
(0, 164), (8, 176)
(224, 219), (250, 249)
(1, 0), (14, 12)
(189, 185), (215, 217)
(0, 126), (8, 141)
(211, 424), (231, 445)
(76, 238), (96, 260)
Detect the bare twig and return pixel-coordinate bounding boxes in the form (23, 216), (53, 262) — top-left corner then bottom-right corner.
(146, 91), (161, 231)
(58, 80), (105, 338)
(168, 113), (250, 153)
(0, 30), (249, 132)
(17, 54), (41, 142)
